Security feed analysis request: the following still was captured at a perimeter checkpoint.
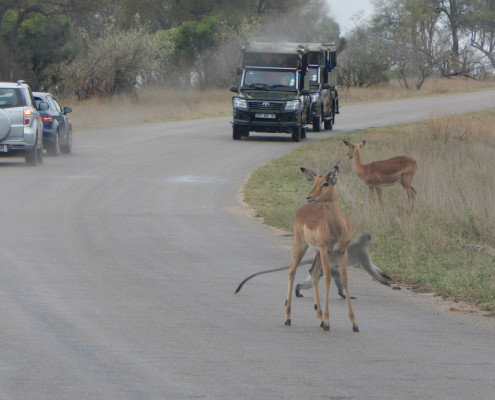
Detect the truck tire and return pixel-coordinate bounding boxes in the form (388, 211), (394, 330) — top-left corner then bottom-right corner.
(312, 113), (322, 132)
(233, 125), (242, 140)
(324, 118), (333, 130)
(291, 126), (301, 142)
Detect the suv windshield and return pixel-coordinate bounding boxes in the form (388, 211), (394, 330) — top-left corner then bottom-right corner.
(243, 69), (296, 90)
(0, 88), (25, 108)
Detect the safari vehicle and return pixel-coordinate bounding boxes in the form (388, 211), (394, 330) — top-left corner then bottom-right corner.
(230, 42), (312, 141)
(306, 43), (339, 132)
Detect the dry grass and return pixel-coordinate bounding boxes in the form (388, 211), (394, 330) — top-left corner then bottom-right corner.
(64, 77), (495, 132)
(67, 88), (233, 132)
(245, 110), (495, 314)
(339, 77), (495, 104)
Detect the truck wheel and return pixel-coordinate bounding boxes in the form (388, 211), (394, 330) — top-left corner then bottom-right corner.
(324, 118), (333, 130)
(301, 126), (307, 139)
(233, 126), (241, 140)
(291, 126), (301, 142)
(312, 114), (322, 132)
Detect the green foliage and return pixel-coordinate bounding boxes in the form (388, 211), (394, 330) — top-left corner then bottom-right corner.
(338, 26), (391, 88)
(173, 16), (223, 60)
(57, 26), (161, 99)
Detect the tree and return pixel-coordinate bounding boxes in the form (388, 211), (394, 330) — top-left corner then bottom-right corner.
(58, 27), (161, 100)
(338, 25), (391, 88)
(373, 0), (448, 88)
(465, 0), (495, 71)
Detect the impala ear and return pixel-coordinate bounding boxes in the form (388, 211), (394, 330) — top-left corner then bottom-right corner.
(360, 140), (366, 147)
(343, 140), (351, 147)
(301, 167), (316, 181)
(325, 160), (341, 185)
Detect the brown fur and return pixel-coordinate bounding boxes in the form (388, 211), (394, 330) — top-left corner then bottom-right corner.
(343, 140), (417, 211)
(285, 162), (358, 332)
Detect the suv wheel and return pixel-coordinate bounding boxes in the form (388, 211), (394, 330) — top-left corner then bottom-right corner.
(47, 130), (60, 156)
(25, 145), (38, 166)
(60, 129), (72, 154)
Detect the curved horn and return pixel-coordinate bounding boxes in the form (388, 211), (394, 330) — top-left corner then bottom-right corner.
(326, 160), (341, 176)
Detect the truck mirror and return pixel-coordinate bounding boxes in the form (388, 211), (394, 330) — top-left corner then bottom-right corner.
(236, 67), (243, 76)
(230, 85), (239, 93)
(301, 89), (310, 96)
(322, 83), (331, 89)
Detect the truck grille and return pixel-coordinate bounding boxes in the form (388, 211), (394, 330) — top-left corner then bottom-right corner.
(247, 100), (283, 112)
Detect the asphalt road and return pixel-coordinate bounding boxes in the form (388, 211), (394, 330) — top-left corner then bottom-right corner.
(1, 90), (495, 400)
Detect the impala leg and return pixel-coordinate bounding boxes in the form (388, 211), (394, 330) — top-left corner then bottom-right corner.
(320, 249), (332, 331)
(285, 242), (307, 326)
(367, 186), (374, 202)
(375, 186), (384, 211)
(311, 253), (323, 325)
(338, 250), (359, 332)
(400, 173), (416, 211)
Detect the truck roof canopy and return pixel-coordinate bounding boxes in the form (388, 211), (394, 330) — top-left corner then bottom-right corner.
(241, 42), (337, 68)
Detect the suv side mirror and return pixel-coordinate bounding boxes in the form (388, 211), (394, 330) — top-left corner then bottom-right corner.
(64, 106), (72, 114)
(300, 89), (310, 96)
(230, 85), (239, 93)
(322, 83), (331, 89)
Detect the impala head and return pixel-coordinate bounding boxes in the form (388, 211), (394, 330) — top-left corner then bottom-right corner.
(343, 140), (366, 159)
(301, 161), (341, 203)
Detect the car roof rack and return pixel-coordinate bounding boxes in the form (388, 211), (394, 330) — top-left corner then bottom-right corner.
(17, 80), (26, 86)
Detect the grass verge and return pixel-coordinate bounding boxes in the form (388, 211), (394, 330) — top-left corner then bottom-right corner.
(244, 110), (495, 315)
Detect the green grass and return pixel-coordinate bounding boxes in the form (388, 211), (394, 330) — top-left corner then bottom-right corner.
(244, 110), (495, 315)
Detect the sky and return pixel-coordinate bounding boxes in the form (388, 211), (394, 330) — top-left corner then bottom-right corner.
(325, 0), (375, 33)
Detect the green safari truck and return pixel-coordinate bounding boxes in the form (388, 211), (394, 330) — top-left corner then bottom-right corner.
(230, 42), (312, 142)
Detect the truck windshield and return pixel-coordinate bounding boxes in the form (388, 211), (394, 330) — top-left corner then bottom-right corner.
(308, 67), (319, 86)
(243, 69), (296, 90)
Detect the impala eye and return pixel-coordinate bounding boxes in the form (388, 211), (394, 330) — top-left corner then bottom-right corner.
(321, 182), (329, 187)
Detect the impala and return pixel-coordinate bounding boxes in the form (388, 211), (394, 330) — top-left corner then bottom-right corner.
(284, 161), (359, 332)
(343, 140), (417, 211)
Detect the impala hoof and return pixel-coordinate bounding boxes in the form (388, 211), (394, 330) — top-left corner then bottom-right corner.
(285, 319), (291, 326)
(353, 325), (360, 332)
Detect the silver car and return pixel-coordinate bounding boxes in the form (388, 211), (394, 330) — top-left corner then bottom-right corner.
(0, 80), (44, 165)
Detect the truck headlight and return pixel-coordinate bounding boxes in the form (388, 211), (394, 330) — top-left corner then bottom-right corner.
(310, 93), (320, 103)
(233, 97), (248, 111)
(284, 100), (300, 111)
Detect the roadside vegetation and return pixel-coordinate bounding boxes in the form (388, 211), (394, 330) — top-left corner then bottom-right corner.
(68, 77), (495, 132)
(244, 109), (495, 315)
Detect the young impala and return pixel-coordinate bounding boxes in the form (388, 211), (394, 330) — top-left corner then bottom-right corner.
(343, 140), (417, 211)
(285, 161), (359, 332)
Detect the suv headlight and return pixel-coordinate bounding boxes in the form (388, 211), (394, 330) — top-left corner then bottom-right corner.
(233, 97), (248, 111)
(284, 100), (300, 111)
(310, 93), (320, 103)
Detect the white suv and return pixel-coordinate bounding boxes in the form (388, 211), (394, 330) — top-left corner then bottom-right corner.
(0, 80), (44, 165)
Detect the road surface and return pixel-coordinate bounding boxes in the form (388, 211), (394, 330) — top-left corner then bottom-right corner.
(1, 90), (494, 399)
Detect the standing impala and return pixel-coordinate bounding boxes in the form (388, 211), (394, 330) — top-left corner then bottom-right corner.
(285, 161), (359, 332)
(343, 140), (417, 211)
